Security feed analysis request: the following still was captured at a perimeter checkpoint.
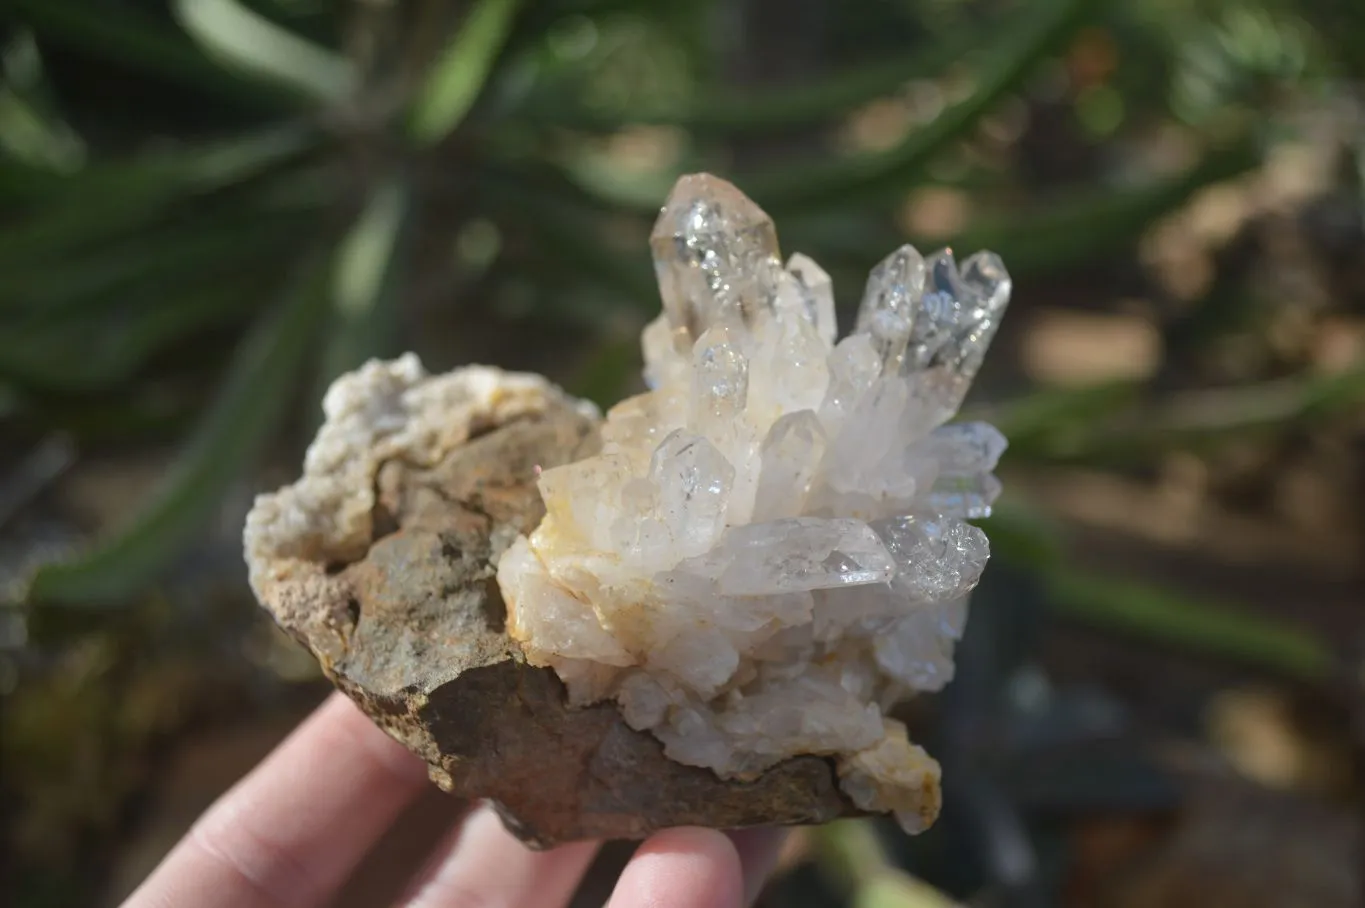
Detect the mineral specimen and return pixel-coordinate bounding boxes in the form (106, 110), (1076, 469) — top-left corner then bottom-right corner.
(498, 174), (1010, 834)
(245, 357), (863, 845)
(244, 172), (1010, 844)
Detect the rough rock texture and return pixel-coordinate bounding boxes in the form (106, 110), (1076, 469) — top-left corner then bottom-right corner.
(244, 356), (868, 847)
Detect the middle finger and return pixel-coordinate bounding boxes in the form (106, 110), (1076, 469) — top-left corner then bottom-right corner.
(398, 804), (600, 908)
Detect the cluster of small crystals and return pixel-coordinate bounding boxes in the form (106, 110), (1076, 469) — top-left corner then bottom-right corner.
(497, 174), (1011, 832)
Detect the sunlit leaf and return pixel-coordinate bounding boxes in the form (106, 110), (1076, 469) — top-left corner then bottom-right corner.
(25, 252), (331, 606)
(810, 820), (895, 892)
(317, 174), (410, 392)
(854, 873), (963, 908)
(171, 0), (356, 103)
(409, 0), (522, 147)
(0, 76), (85, 172)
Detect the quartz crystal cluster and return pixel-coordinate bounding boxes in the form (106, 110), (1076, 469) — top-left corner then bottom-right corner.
(497, 174), (1010, 833)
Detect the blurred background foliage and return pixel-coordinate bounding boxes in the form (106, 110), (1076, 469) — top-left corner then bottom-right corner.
(2, 0), (1364, 905)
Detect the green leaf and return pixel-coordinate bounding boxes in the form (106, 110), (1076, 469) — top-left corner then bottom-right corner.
(854, 873), (962, 908)
(967, 381), (1139, 460)
(478, 168), (656, 306)
(981, 499), (1337, 683)
(568, 333), (642, 410)
(0, 282), (254, 392)
(975, 500), (1065, 571)
(809, 820), (894, 892)
(0, 126), (319, 271)
(0, 214), (310, 389)
(0, 82), (85, 172)
(951, 137), (1262, 276)
(1299, 0), (1365, 80)
(1046, 569), (1335, 683)
(25, 252), (331, 606)
(748, 0), (1101, 214)
(408, 0), (521, 147)
(171, 0), (357, 103)
(317, 174), (411, 392)
(524, 18), (979, 136)
(8, 0), (295, 111)
(0, 123), (318, 207)
(982, 361), (1365, 467)
(772, 136), (1247, 278)
(0, 211), (311, 316)
(0, 156), (61, 204)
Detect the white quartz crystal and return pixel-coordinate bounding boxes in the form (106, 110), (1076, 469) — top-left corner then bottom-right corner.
(497, 174), (1011, 833)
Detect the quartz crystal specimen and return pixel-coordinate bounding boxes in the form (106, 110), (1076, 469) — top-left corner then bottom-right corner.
(245, 357), (862, 846)
(498, 173), (1011, 834)
(244, 173), (1009, 844)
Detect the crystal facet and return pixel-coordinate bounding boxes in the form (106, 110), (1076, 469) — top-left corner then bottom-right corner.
(498, 173), (1011, 829)
(650, 173), (782, 344)
(857, 244), (926, 372)
(752, 410), (827, 521)
(783, 253), (837, 345)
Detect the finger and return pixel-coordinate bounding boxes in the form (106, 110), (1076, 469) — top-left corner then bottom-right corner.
(728, 828), (790, 905)
(398, 803), (600, 908)
(607, 827), (745, 908)
(124, 692), (430, 908)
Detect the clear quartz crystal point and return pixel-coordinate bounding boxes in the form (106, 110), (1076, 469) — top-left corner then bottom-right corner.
(641, 314), (689, 390)
(650, 430), (734, 557)
(820, 334), (882, 432)
(924, 422), (1008, 476)
(689, 324), (750, 446)
(752, 410), (827, 521)
(651, 173), (782, 345)
(871, 516), (989, 602)
(926, 472), (1002, 519)
(783, 253), (837, 345)
(678, 517), (896, 596)
(873, 598), (968, 691)
(857, 244), (926, 372)
(906, 249), (1012, 410)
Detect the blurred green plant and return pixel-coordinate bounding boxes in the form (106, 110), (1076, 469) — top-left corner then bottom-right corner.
(2, 0), (1358, 671)
(813, 820), (965, 908)
(1, 0), (1106, 605)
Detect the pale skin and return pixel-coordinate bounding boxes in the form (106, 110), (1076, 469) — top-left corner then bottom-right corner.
(122, 693), (788, 908)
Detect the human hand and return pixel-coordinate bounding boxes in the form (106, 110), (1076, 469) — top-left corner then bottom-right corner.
(122, 692), (787, 908)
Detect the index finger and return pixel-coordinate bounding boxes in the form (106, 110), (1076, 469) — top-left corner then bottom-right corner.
(123, 692), (431, 908)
